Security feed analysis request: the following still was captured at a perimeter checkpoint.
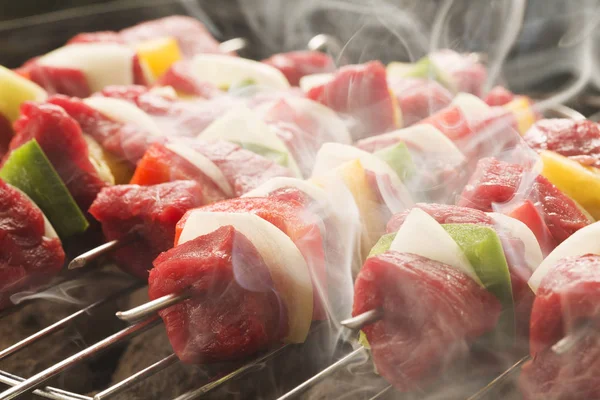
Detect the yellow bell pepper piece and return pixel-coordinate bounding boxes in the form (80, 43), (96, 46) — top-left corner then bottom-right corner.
(136, 37), (182, 80)
(504, 96), (537, 135)
(0, 65), (47, 122)
(540, 150), (600, 220)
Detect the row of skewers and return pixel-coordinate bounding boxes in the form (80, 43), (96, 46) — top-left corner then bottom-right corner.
(0, 14), (598, 400)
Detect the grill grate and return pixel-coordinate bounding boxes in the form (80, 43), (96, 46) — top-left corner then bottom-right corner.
(2, 1), (600, 398)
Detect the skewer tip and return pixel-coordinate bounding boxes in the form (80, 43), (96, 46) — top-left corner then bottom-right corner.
(67, 257), (87, 270)
(341, 309), (383, 330)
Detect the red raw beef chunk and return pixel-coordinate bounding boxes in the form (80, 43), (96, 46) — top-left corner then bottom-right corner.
(519, 254), (600, 400)
(89, 180), (203, 279)
(48, 95), (154, 165)
(129, 142), (228, 205)
(524, 119), (600, 168)
(430, 50), (487, 97)
(386, 203), (534, 341)
(353, 251), (500, 391)
(0, 179), (65, 310)
(67, 31), (125, 45)
(6, 102), (107, 211)
(262, 51), (335, 86)
(149, 226), (284, 363)
(306, 61), (397, 139)
(98, 85), (233, 137)
(484, 86), (514, 106)
(192, 140), (293, 197)
(458, 157), (590, 243)
(176, 197), (326, 320)
(155, 61), (222, 98)
(389, 78), (453, 126)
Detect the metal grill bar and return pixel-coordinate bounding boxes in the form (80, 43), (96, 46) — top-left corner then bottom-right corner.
(465, 355), (531, 400)
(0, 317), (160, 400)
(0, 283), (142, 361)
(0, 371), (91, 400)
(275, 346), (368, 400)
(369, 385), (393, 400)
(93, 354), (179, 400)
(172, 344), (291, 400)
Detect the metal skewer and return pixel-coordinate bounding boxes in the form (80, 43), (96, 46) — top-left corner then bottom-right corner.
(552, 320), (596, 355)
(219, 38), (248, 54)
(0, 370), (91, 400)
(369, 385), (393, 400)
(273, 310), (382, 400)
(275, 346), (368, 400)
(0, 283), (142, 361)
(116, 292), (190, 322)
(340, 309), (383, 330)
(0, 316), (160, 400)
(68, 240), (125, 270)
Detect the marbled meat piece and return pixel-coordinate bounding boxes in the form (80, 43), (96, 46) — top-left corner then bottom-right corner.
(353, 251), (500, 391)
(458, 157), (591, 243)
(6, 102), (107, 210)
(149, 226), (284, 364)
(524, 119), (600, 168)
(519, 254), (600, 400)
(88, 180), (204, 279)
(0, 179), (65, 310)
(262, 51), (335, 86)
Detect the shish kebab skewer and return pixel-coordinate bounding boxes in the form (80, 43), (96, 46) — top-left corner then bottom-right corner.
(467, 221), (600, 400)
(276, 117), (600, 398)
(2, 89), (510, 398)
(59, 28), (527, 273)
(113, 89), (532, 324)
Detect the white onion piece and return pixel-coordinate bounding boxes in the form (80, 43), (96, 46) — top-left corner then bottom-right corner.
(165, 142), (233, 197)
(311, 143), (413, 213)
(390, 208), (482, 284)
(299, 73), (334, 92)
(191, 54), (290, 90)
(451, 93), (490, 120)
(39, 44), (134, 93)
(198, 105), (302, 177)
(177, 211), (313, 343)
(529, 221), (600, 293)
(9, 185), (59, 240)
(369, 124), (465, 165)
(487, 212), (543, 272)
(83, 97), (163, 137)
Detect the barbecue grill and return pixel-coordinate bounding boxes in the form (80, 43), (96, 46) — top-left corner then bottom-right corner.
(1, 0), (600, 399)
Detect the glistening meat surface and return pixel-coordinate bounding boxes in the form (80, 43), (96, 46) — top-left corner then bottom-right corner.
(524, 119), (600, 168)
(89, 180), (204, 279)
(519, 254), (600, 400)
(149, 226), (284, 364)
(0, 179), (65, 310)
(353, 251), (500, 391)
(6, 102), (107, 211)
(458, 157), (590, 243)
(386, 203), (534, 340)
(176, 196), (326, 320)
